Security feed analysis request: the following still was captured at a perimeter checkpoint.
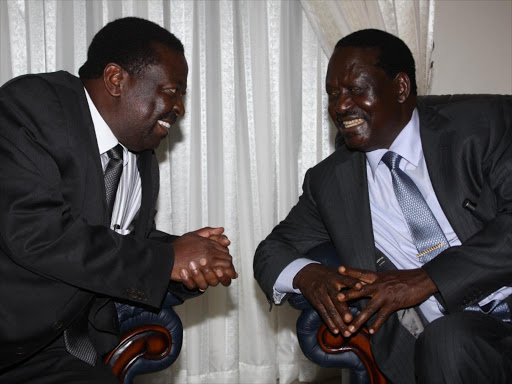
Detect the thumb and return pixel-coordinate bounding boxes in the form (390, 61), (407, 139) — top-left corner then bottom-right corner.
(193, 226), (224, 238)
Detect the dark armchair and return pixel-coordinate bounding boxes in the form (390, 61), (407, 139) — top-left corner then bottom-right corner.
(290, 95), (511, 384)
(105, 293), (184, 384)
(288, 242), (387, 384)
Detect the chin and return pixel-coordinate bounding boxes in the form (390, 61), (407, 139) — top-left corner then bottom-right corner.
(341, 133), (361, 149)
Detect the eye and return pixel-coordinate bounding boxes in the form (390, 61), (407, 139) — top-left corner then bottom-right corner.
(350, 86), (365, 96)
(327, 89), (339, 98)
(165, 88), (177, 94)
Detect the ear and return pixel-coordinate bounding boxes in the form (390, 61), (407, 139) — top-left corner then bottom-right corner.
(103, 63), (125, 97)
(394, 72), (411, 103)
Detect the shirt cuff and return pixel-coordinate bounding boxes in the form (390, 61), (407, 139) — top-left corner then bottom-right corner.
(272, 258), (319, 304)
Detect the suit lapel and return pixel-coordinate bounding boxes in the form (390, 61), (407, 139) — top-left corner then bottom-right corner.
(333, 149), (377, 271)
(418, 100), (475, 242)
(74, 82), (109, 226)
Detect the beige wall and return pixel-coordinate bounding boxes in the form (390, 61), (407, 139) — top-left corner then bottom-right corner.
(430, 0), (512, 95)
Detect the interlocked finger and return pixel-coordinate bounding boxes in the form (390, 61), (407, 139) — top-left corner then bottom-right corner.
(348, 298), (381, 334)
(180, 268), (197, 290)
(339, 266), (377, 284)
(214, 268), (233, 286)
(198, 258), (220, 287)
(209, 234), (231, 247)
(189, 260), (209, 291)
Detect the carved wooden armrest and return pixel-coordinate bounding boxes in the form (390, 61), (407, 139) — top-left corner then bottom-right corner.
(105, 324), (172, 382)
(106, 293), (184, 384)
(317, 324), (387, 384)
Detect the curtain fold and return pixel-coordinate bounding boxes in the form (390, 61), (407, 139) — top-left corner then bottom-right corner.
(299, 0), (436, 95)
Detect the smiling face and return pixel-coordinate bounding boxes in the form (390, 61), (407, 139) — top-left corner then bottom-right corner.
(326, 46), (410, 152)
(111, 44), (188, 152)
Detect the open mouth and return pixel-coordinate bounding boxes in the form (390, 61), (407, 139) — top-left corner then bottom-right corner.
(342, 118), (365, 128)
(158, 120), (171, 130)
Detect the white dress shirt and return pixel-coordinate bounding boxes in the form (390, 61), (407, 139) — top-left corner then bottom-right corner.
(84, 89), (142, 234)
(274, 108), (512, 322)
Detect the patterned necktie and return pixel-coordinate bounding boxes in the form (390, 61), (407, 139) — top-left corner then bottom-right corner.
(104, 144), (124, 221)
(63, 304), (98, 366)
(381, 151), (449, 263)
(382, 151), (510, 321)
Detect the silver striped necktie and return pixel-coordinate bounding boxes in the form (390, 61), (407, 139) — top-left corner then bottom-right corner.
(382, 151), (509, 321)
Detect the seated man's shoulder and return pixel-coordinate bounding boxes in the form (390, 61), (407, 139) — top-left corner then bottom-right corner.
(425, 94), (511, 117)
(1, 71), (80, 100)
(422, 94), (512, 141)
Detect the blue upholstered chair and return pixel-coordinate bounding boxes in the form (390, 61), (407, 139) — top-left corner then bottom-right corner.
(288, 242), (387, 384)
(105, 293), (184, 384)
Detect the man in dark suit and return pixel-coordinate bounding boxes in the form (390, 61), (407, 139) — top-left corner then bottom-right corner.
(0, 17), (237, 382)
(254, 29), (512, 383)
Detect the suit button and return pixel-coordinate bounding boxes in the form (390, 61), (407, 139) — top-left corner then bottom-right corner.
(16, 347), (24, 356)
(52, 321), (63, 330)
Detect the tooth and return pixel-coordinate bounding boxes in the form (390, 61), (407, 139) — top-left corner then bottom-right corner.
(158, 120), (171, 129)
(343, 118), (363, 128)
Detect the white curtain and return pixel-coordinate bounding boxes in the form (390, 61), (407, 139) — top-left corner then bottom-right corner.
(300, 0), (436, 95)
(0, 1), (434, 383)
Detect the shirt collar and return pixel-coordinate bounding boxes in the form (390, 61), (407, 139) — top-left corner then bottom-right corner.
(84, 87), (119, 155)
(366, 108), (421, 177)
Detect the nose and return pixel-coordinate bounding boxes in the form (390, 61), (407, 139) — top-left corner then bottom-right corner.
(335, 91), (353, 116)
(173, 95), (185, 116)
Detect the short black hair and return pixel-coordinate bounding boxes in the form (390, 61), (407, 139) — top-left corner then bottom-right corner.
(335, 29), (417, 95)
(79, 17), (184, 79)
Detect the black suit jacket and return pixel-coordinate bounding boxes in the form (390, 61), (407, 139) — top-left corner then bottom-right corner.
(254, 95), (512, 383)
(0, 71), (189, 370)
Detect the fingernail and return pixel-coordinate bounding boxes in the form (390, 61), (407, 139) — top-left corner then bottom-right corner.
(338, 293), (345, 300)
(333, 329), (339, 334)
(344, 331), (351, 337)
(189, 261), (197, 270)
(180, 269), (188, 278)
(369, 329), (374, 334)
(199, 258), (207, 266)
(349, 325), (355, 332)
(215, 269), (224, 277)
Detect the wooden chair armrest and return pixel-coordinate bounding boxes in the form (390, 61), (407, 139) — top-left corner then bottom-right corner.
(317, 324), (387, 384)
(106, 293), (184, 384)
(105, 324), (172, 383)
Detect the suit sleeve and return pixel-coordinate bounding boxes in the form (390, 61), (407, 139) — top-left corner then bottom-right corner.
(254, 169), (331, 302)
(0, 76), (172, 309)
(423, 98), (512, 312)
(146, 226), (204, 301)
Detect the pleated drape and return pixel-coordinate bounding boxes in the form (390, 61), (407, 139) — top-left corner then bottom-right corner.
(300, 0), (436, 95)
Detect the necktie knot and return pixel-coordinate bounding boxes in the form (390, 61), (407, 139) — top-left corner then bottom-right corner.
(381, 151), (401, 171)
(107, 144), (123, 161)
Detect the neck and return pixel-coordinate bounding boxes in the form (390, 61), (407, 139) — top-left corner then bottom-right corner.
(82, 78), (117, 134)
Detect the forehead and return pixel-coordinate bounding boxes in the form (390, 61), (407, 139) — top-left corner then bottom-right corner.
(326, 46), (382, 84)
(142, 45), (188, 85)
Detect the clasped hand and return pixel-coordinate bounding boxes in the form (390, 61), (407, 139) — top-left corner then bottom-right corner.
(295, 264), (437, 337)
(171, 227), (238, 291)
